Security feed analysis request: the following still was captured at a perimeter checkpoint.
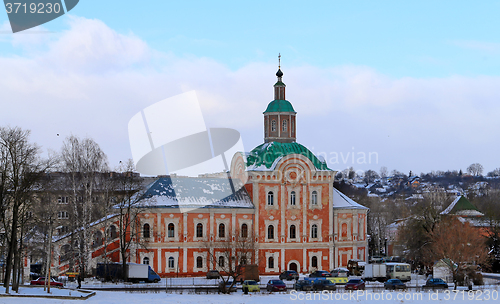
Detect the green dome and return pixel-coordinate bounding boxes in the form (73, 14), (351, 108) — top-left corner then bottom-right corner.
(246, 142), (331, 171)
(264, 99), (296, 113)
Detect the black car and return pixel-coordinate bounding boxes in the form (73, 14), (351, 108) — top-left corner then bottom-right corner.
(312, 279), (337, 291)
(384, 279), (407, 290)
(280, 270), (299, 281)
(423, 278), (448, 289)
(294, 280), (313, 291)
(309, 271), (332, 278)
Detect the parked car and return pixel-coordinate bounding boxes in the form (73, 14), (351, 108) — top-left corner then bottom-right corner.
(294, 280), (313, 291)
(266, 279), (286, 292)
(218, 281), (237, 292)
(330, 268), (349, 277)
(242, 280), (260, 292)
(312, 279), (337, 291)
(423, 278), (448, 289)
(280, 270), (299, 281)
(384, 279), (407, 290)
(309, 270), (332, 278)
(345, 278), (365, 290)
(30, 277), (63, 287)
(206, 270), (220, 279)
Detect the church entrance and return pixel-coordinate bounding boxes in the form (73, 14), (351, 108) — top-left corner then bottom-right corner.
(289, 262), (298, 272)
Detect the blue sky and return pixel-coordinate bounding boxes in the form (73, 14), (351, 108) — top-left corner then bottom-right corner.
(1, 1), (499, 175)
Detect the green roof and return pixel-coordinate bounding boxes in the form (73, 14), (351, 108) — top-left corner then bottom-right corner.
(441, 196), (483, 217)
(264, 99), (296, 113)
(246, 142), (331, 171)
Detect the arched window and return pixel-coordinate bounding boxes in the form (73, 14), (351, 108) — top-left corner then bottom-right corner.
(168, 257), (175, 269)
(271, 120), (276, 132)
(196, 223), (203, 238)
(311, 191), (318, 205)
(168, 223), (175, 238)
(311, 224), (318, 239)
(268, 256), (274, 269)
(218, 223), (225, 238)
(240, 256), (247, 265)
(312, 256), (318, 268)
(282, 119), (287, 132)
(268, 225), (274, 240)
(290, 225), (296, 239)
(290, 191), (296, 205)
(143, 223), (150, 238)
(143, 257), (149, 265)
(241, 224), (248, 238)
(109, 225), (118, 239)
(267, 191), (274, 206)
(196, 256), (203, 268)
(218, 256), (225, 268)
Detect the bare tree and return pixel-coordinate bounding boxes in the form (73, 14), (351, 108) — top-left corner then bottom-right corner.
(60, 135), (108, 277)
(0, 127), (51, 293)
(467, 163), (484, 176)
(379, 166), (388, 179)
(363, 169), (379, 185)
(110, 159), (147, 280)
(427, 216), (489, 289)
(205, 228), (257, 294)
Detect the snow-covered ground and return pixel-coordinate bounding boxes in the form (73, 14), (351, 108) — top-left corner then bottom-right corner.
(0, 288), (499, 304)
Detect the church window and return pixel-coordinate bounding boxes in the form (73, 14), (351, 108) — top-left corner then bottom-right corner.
(282, 119), (287, 132)
(268, 225), (274, 239)
(168, 257), (175, 269)
(196, 256), (203, 268)
(143, 223), (150, 238)
(290, 225), (296, 239)
(196, 223), (203, 238)
(290, 191), (296, 205)
(219, 256), (225, 267)
(311, 191), (318, 205)
(143, 257), (149, 265)
(268, 256), (274, 269)
(271, 120), (276, 132)
(311, 224), (318, 239)
(168, 223), (175, 238)
(218, 223), (225, 238)
(267, 191), (274, 206)
(312, 256), (318, 268)
(241, 224), (248, 238)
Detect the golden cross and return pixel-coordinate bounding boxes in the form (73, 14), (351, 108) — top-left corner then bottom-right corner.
(278, 53), (281, 69)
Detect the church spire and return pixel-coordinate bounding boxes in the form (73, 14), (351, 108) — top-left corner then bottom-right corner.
(274, 53), (285, 100)
(264, 54), (297, 144)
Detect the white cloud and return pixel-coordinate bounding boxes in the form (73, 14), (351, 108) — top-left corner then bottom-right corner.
(0, 17), (499, 174)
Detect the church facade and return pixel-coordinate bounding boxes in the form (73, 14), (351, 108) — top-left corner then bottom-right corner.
(53, 66), (369, 277)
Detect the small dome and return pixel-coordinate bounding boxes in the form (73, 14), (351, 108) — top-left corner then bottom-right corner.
(276, 69), (283, 77)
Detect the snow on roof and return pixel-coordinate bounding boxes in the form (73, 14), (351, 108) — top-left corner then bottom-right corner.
(332, 188), (368, 210)
(136, 177), (254, 209)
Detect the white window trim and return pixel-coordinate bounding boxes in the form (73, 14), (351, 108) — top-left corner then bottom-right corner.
(238, 219), (253, 238)
(215, 218), (230, 241)
(286, 220), (300, 243)
(165, 251), (179, 273)
(309, 219), (323, 242)
(193, 218), (208, 242)
(264, 220), (279, 242)
(286, 186), (300, 209)
(339, 218), (352, 241)
(165, 218), (180, 242)
(308, 251), (323, 272)
(139, 251), (154, 267)
(193, 251), (208, 272)
(141, 219), (154, 240)
(310, 187), (322, 209)
(265, 251), (279, 273)
(265, 186), (279, 210)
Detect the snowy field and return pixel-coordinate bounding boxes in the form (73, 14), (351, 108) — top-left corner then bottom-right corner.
(0, 273), (497, 303)
(0, 288), (499, 304)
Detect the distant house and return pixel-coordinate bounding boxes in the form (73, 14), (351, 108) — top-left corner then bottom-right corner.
(433, 259), (455, 283)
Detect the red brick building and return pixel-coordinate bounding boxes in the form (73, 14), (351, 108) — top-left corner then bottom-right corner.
(53, 66), (369, 277)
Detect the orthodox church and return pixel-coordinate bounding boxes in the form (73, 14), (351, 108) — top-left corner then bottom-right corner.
(53, 64), (369, 277)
